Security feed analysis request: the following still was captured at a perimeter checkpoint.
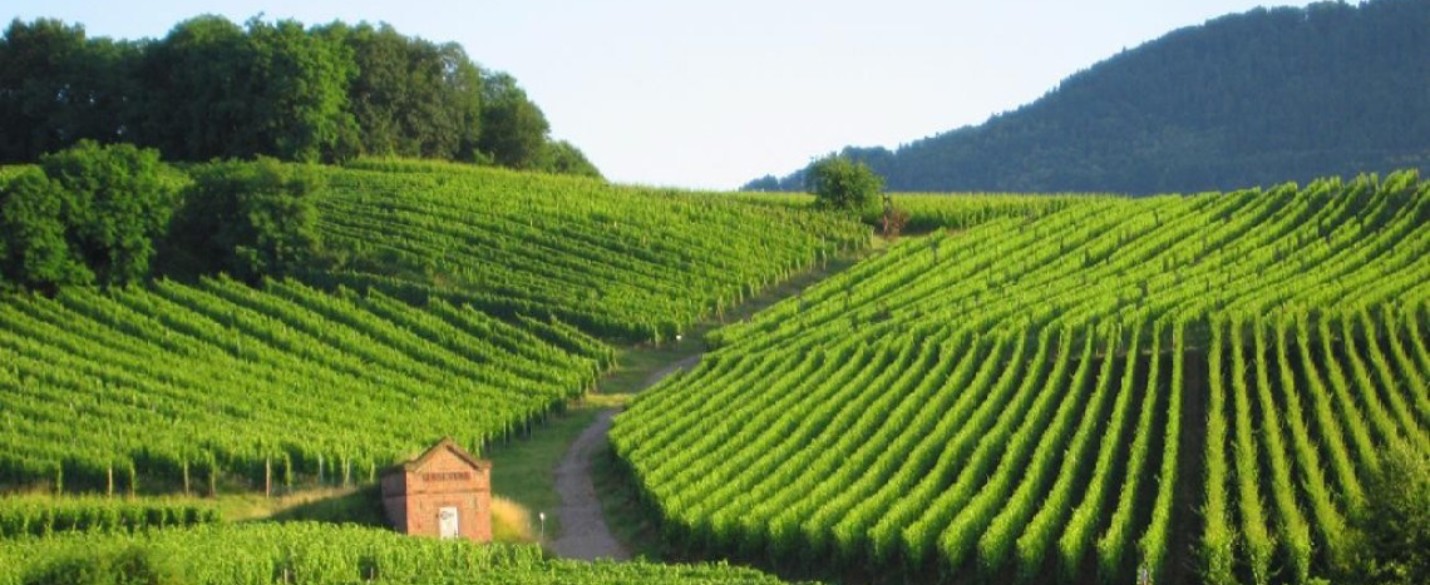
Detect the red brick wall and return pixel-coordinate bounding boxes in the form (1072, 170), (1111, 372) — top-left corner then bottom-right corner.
(382, 445), (491, 542)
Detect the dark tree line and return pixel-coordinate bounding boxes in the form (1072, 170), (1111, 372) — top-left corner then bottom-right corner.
(0, 141), (324, 293)
(748, 0), (1430, 195)
(0, 16), (599, 177)
(0, 142), (180, 291)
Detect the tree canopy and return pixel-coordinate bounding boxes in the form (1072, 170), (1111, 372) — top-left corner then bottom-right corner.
(0, 141), (181, 291)
(163, 158), (324, 283)
(806, 155), (883, 214)
(0, 16), (600, 178)
(1343, 440), (1430, 585)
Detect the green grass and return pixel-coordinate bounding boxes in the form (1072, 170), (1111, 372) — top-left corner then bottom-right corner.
(594, 445), (667, 559)
(593, 251), (862, 398)
(485, 401), (603, 541)
(482, 338), (710, 544)
(590, 248), (871, 560)
(481, 246), (871, 554)
(181, 486), (387, 528)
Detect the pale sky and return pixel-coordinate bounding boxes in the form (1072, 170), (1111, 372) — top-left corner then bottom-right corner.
(9, 1), (1317, 189)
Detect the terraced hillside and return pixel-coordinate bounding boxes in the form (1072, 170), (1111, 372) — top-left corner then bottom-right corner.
(314, 159), (870, 341)
(0, 277), (609, 492)
(0, 159), (873, 494)
(612, 172), (1430, 584)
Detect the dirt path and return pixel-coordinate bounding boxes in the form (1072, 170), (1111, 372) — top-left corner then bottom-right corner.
(641, 354), (702, 388)
(550, 409), (628, 560)
(550, 354), (701, 560)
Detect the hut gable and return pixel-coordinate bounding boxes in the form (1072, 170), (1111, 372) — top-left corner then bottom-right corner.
(381, 438), (492, 542)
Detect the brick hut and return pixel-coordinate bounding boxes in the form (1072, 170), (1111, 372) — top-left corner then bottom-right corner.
(380, 437), (492, 542)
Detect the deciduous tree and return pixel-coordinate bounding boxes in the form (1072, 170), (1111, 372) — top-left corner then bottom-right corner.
(807, 155), (884, 214)
(0, 141), (178, 290)
(478, 72), (550, 170)
(169, 158), (323, 282)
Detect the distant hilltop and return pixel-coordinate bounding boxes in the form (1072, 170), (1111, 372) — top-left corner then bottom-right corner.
(748, 0), (1430, 195)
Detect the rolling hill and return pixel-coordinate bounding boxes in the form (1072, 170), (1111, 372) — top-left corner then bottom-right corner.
(748, 0), (1430, 195)
(615, 172), (1430, 584)
(0, 157), (857, 585)
(0, 159), (868, 493)
(311, 159), (869, 342)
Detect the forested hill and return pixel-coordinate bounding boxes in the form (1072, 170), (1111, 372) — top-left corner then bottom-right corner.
(747, 0), (1430, 195)
(0, 16), (599, 177)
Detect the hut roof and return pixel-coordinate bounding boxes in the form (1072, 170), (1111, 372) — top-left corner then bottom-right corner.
(381, 437), (490, 477)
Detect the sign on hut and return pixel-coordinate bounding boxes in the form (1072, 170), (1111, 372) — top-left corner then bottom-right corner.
(380, 437), (492, 542)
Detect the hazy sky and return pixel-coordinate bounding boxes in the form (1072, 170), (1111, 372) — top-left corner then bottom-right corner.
(11, 1), (1317, 189)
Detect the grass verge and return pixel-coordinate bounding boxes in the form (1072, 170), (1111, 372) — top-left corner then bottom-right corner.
(485, 399), (605, 542)
(590, 248), (871, 560)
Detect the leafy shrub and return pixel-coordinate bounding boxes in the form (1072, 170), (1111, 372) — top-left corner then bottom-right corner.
(0, 168), (88, 291)
(20, 545), (180, 585)
(806, 155), (883, 214)
(0, 141), (178, 291)
(165, 158), (323, 282)
(1343, 440), (1429, 585)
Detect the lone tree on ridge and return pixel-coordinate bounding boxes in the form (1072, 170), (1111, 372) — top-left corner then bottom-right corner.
(806, 155), (883, 214)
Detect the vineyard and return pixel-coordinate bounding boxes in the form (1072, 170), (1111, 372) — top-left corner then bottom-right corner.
(0, 158), (878, 494)
(0, 495), (219, 538)
(734, 191), (1095, 232)
(0, 522), (802, 584)
(612, 172), (1430, 583)
(0, 276), (609, 493)
(3, 159), (1426, 583)
(315, 159), (870, 341)
(5, 5), (1424, 584)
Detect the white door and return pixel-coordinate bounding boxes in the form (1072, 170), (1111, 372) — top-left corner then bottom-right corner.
(438, 506), (459, 539)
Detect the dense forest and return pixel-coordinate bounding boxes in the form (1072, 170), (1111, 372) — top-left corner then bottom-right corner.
(0, 16), (598, 177)
(747, 0), (1430, 195)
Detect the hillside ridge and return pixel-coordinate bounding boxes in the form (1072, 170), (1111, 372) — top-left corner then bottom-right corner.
(748, 0), (1430, 195)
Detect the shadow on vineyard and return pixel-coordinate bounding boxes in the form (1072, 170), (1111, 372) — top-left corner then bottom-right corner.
(262, 485), (386, 527)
